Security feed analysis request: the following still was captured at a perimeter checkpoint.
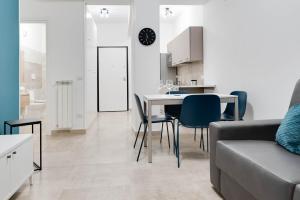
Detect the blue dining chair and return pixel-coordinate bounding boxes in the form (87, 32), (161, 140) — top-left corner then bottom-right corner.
(164, 91), (187, 152)
(165, 91), (201, 142)
(164, 91), (187, 120)
(176, 95), (221, 167)
(221, 91), (247, 121)
(134, 94), (174, 162)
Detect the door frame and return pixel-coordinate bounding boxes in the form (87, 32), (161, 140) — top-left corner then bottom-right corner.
(19, 21), (48, 119)
(97, 46), (129, 112)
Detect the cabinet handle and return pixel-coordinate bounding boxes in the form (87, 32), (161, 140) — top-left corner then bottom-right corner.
(13, 151), (17, 155)
(7, 155), (11, 159)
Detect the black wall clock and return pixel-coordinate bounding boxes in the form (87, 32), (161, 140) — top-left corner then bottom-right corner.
(138, 28), (156, 46)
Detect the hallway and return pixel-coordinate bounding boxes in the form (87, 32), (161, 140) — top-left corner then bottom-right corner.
(12, 112), (221, 200)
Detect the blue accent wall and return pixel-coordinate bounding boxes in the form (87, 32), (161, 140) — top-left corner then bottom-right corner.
(0, 0), (19, 134)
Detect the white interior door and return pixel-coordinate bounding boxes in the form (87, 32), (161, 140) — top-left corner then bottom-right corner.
(98, 47), (128, 112)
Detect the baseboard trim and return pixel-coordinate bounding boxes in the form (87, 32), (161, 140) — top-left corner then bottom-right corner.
(51, 129), (86, 134)
(86, 115), (98, 130)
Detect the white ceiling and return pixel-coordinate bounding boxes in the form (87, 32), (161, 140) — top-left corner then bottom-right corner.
(85, 0), (208, 5)
(87, 5), (130, 24)
(87, 5), (202, 24)
(160, 5), (202, 23)
(160, 5), (189, 23)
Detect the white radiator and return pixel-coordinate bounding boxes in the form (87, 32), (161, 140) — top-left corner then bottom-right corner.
(56, 80), (73, 129)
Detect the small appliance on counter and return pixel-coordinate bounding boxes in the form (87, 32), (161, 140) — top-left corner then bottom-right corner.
(190, 80), (197, 86)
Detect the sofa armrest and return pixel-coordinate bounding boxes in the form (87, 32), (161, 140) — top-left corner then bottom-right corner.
(294, 185), (300, 200)
(210, 119), (281, 141)
(209, 119), (281, 192)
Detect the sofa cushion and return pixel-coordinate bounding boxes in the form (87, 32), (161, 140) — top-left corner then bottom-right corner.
(216, 140), (300, 200)
(276, 104), (300, 155)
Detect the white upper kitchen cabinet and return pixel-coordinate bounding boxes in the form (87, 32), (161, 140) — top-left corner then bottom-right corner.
(167, 27), (203, 66)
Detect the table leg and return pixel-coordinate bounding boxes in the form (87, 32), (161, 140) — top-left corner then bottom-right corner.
(143, 123), (147, 147)
(4, 123), (6, 135)
(10, 126), (13, 135)
(29, 175), (33, 186)
(143, 101), (147, 147)
(147, 101), (152, 163)
(234, 97), (239, 121)
(32, 125), (34, 134)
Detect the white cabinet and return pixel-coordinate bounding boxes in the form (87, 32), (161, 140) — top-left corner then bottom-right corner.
(0, 135), (33, 200)
(0, 156), (10, 200)
(11, 139), (33, 191)
(167, 27), (203, 66)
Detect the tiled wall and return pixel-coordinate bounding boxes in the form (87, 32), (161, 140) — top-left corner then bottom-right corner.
(177, 62), (204, 85)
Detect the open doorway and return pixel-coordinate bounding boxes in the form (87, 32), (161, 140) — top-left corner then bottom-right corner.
(86, 5), (131, 113)
(159, 5), (204, 87)
(20, 23), (47, 122)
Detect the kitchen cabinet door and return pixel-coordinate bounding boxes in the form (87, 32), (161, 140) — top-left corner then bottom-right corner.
(0, 155), (11, 200)
(11, 139), (33, 191)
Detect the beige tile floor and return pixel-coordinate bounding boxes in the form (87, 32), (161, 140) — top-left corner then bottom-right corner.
(11, 112), (222, 200)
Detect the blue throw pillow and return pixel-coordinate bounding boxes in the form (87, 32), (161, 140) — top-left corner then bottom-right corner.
(276, 104), (300, 155)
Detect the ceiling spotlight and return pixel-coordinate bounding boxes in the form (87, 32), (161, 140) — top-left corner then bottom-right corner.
(165, 8), (173, 17)
(100, 8), (109, 18)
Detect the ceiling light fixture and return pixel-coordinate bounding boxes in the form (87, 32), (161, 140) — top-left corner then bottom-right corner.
(100, 8), (109, 18)
(165, 8), (173, 17)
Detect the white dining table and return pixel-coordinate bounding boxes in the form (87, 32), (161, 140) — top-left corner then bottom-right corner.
(143, 93), (239, 163)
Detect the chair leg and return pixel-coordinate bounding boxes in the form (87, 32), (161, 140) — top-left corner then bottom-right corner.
(137, 124), (148, 162)
(133, 122), (142, 149)
(166, 122), (170, 149)
(194, 128), (197, 141)
(200, 128), (203, 148)
(172, 120), (176, 154)
(160, 123), (164, 144)
(200, 128), (204, 151)
(206, 128), (209, 152)
(176, 122), (180, 168)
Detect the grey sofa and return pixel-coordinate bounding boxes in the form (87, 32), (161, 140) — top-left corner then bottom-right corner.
(210, 79), (300, 200)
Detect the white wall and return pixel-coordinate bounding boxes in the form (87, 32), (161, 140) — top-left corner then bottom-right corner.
(21, 0), (86, 131)
(160, 6), (204, 84)
(97, 22), (132, 109)
(20, 23), (46, 66)
(98, 23), (130, 46)
(160, 5), (203, 53)
(204, 0), (300, 120)
(20, 23), (46, 54)
(173, 6), (203, 36)
(85, 14), (98, 128)
(131, 0), (161, 131)
(160, 22), (175, 53)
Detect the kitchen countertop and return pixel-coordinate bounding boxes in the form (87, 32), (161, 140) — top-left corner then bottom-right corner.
(178, 85), (216, 88)
(0, 134), (32, 158)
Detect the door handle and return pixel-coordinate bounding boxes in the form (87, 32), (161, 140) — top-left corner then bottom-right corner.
(7, 155), (11, 159)
(13, 151), (17, 155)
